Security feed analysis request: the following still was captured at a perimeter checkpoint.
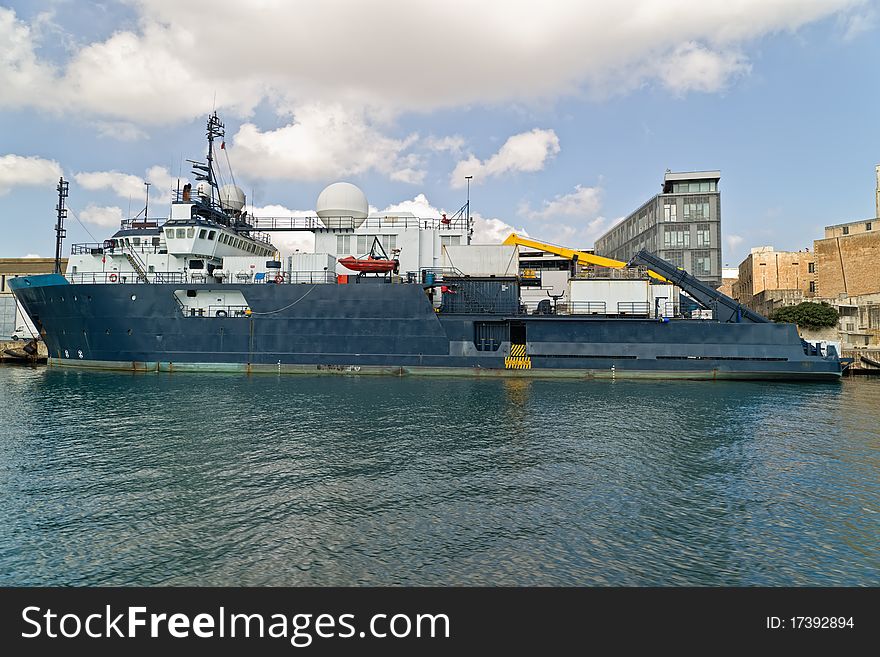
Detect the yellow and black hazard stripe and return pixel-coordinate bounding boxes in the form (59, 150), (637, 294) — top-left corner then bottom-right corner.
(505, 344), (531, 369)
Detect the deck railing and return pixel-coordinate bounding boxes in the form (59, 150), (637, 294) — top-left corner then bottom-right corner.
(64, 270), (338, 285)
(250, 215), (470, 232)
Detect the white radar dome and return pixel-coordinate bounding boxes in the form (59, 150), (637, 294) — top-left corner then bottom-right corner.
(316, 182), (368, 229)
(219, 184), (246, 212)
(196, 182), (210, 198)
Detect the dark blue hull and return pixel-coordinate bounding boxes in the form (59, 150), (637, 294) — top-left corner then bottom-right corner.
(9, 275), (842, 380)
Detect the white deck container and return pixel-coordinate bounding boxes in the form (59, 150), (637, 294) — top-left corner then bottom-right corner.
(442, 245), (519, 276)
(568, 279), (676, 317)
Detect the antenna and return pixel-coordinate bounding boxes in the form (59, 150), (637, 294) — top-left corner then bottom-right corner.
(54, 177), (69, 275)
(204, 112), (225, 208)
(144, 181), (151, 222)
(465, 175), (473, 245)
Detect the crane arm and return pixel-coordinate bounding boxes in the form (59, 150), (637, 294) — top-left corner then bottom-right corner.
(502, 233), (667, 282)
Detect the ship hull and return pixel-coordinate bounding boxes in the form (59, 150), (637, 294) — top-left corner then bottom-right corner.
(10, 275), (843, 381)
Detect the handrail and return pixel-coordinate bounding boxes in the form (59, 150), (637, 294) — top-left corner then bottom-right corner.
(119, 218), (164, 230)
(249, 215), (470, 232)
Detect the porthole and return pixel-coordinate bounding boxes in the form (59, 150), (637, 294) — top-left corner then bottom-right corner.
(131, 294), (137, 301)
(127, 329), (132, 336)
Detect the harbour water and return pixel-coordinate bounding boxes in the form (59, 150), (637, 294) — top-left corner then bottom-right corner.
(0, 367), (877, 586)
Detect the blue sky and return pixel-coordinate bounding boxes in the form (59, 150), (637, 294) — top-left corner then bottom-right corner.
(1, 0), (878, 266)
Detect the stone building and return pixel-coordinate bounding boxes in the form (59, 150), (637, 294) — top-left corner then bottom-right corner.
(813, 218), (880, 298)
(731, 246), (816, 317)
(717, 267), (739, 299)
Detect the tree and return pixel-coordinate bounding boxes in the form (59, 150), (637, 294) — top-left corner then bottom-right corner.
(770, 302), (839, 329)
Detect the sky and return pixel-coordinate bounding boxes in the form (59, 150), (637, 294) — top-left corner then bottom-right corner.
(0, 0), (878, 266)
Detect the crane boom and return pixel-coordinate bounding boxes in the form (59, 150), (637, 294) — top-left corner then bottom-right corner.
(502, 233), (667, 281)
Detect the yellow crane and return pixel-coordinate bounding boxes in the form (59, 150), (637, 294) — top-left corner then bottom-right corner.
(502, 233), (667, 282)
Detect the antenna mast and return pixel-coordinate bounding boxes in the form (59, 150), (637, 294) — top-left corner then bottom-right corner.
(54, 177), (68, 274)
(465, 175), (473, 245)
(205, 112), (225, 207)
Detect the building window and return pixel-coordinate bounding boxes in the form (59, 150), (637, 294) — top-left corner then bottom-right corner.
(809, 281), (817, 293)
(199, 229), (207, 239)
(176, 228), (186, 238)
(696, 223), (710, 247)
(336, 235), (351, 254)
(166, 229), (175, 240)
(808, 262), (816, 273)
(664, 202), (676, 222)
(682, 199), (710, 220)
(187, 227), (195, 239)
(672, 181), (717, 193)
(664, 227), (689, 248)
(867, 222), (873, 231)
(665, 250), (684, 268)
(843, 226), (849, 235)
(207, 231), (216, 240)
(693, 250), (711, 276)
(441, 235), (459, 247)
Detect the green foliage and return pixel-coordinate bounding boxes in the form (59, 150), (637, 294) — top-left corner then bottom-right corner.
(770, 302), (839, 329)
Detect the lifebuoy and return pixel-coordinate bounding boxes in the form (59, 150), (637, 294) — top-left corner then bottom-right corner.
(109, 273), (118, 282)
(274, 274), (284, 284)
(215, 310), (228, 318)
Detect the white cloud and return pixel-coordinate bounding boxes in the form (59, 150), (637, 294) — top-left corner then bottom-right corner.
(389, 167), (426, 185)
(80, 204), (123, 228)
(0, 154), (62, 195)
(0, 2), (868, 195)
(0, 8), (57, 112)
(515, 184), (617, 248)
(376, 193), (525, 244)
(231, 103), (422, 183)
(652, 42), (751, 94)
(74, 165), (176, 204)
(424, 135), (466, 154)
(725, 233), (744, 252)
(471, 215), (527, 244)
(93, 121), (150, 141)
(840, 6), (878, 40)
(378, 194), (441, 218)
(251, 204), (316, 255)
(451, 129), (560, 187)
(2, 2), (866, 125)
(525, 215), (624, 250)
(520, 184), (602, 220)
(24, 253), (42, 258)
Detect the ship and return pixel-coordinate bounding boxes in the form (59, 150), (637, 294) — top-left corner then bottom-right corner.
(9, 113), (845, 381)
